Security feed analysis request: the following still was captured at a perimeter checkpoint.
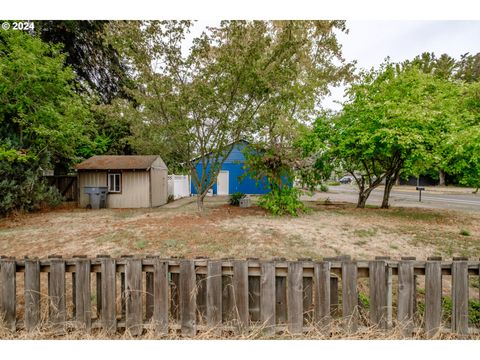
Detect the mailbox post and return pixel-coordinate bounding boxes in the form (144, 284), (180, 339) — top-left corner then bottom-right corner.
(416, 186), (425, 202)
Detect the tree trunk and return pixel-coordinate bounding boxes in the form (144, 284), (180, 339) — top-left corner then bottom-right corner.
(196, 193), (206, 212)
(473, 187), (479, 194)
(381, 171), (399, 209)
(356, 193), (369, 208)
(356, 187), (374, 208)
(381, 178), (394, 209)
(438, 170), (446, 186)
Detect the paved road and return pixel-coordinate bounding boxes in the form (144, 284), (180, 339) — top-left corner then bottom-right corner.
(303, 185), (480, 213)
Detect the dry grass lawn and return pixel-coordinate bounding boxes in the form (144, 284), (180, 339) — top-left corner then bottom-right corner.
(1, 197), (480, 340)
(1, 196), (479, 260)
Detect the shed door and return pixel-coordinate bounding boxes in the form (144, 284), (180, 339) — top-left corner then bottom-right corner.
(217, 171), (229, 195)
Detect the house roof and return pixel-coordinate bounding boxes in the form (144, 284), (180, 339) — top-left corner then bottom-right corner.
(190, 139), (250, 162)
(75, 155), (166, 170)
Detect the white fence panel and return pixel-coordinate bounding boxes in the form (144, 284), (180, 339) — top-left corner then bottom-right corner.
(168, 175), (191, 199)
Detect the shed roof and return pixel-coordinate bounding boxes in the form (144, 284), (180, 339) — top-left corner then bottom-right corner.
(76, 155), (166, 170)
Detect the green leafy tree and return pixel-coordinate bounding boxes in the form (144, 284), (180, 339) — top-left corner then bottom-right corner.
(455, 52), (480, 83)
(445, 127), (480, 192)
(35, 21), (137, 155)
(35, 20), (133, 104)
(0, 30), (93, 214)
(402, 52), (460, 185)
(352, 65), (460, 208)
(307, 109), (389, 208)
(444, 53), (480, 192)
(107, 20), (351, 211)
(443, 82), (480, 193)
(239, 21), (353, 215)
(305, 63), (461, 208)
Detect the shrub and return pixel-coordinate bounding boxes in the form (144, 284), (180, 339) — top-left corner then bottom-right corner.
(460, 229), (471, 236)
(0, 154), (64, 216)
(258, 186), (307, 216)
(229, 192), (246, 206)
(320, 183), (329, 192)
(327, 181), (341, 186)
(416, 295), (480, 326)
(167, 194), (175, 203)
(358, 292), (370, 309)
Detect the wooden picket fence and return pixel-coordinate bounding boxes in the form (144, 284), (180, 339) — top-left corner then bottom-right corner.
(0, 255), (479, 337)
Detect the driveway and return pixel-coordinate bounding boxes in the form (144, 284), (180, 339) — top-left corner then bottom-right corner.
(302, 185), (480, 213)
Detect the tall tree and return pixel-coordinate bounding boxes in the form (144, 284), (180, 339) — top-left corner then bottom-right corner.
(443, 81), (480, 193)
(107, 20), (352, 211)
(455, 52), (480, 83)
(34, 21), (136, 156)
(243, 21), (353, 193)
(402, 52), (460, 185)
(0, 30), (93, 214)
(35, 21), (133, 104)
(304, 63), (461, 208)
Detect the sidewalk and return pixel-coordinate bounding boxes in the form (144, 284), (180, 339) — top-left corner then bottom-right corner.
(393, 185), (477, 195)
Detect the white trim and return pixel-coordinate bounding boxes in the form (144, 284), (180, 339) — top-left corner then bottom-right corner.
(108, 173), (121, 193)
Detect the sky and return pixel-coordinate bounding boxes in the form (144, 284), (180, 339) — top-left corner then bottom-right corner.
(323, 20), (480, 110)
(4, 2), (480, 113)
(187, 20), (480, 111)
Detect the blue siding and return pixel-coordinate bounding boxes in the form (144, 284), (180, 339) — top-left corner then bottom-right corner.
(191, 142), (271, 195)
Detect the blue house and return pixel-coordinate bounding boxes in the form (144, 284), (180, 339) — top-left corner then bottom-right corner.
(190, 141), (271, 195)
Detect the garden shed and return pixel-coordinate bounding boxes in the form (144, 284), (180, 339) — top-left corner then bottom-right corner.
(191, 140), (270, 195)
(76, 155), (168, 208)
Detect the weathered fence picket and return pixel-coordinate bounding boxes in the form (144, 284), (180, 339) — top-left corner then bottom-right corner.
(75, 258), (91, 330)
(179, 260), (196, 336)
(49, 257), (66, 325)
(425, 257), (442, 338)
(153, 258), (169, 334)
(0, 258), (16, 331)
(369, 260), (388, 329)
(101, 257), (116, 334)
(24, 258), (40, 331)
(314, 261), (331, 328)
(451, 258), (469, 335)
(397, 257), (415, 336)
(125, 259), (143, 336)
(287, 261), (303, 334)
(260, 261), (276, 334)
(0, 256), (478, 337)
(233, 261), (249, 331)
